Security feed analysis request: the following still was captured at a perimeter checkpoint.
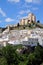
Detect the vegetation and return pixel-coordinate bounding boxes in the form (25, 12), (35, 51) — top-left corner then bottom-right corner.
(0, 44), (43, 65)
(0, 20), (43, 31)
(37, 20), (40, 23)
(13, 20), (43, 30)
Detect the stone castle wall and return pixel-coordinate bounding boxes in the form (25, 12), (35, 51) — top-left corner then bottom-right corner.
(20, 13), (36, 25)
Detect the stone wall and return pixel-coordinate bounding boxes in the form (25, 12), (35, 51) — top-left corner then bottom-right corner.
(20, 13), (36, 25)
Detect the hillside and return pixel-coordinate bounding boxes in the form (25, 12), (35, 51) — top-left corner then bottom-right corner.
(0, 22), (43, 33)
(6, 22), (43, 31)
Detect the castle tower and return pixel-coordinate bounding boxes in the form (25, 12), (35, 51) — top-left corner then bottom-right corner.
(20, 19), (25, 25)
(28, 13), (36, 23)
(20, 13), (36, 25)
(32, 15), (36, 22)
(7, 25), (10, 32)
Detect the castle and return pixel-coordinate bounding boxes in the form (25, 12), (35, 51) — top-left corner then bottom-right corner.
(20, 13), (36, 25)
(6, 13), (36, 31)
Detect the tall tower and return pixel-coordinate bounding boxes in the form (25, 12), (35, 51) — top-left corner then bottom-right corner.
(28, 13), (36, 23)
(20, 19), (25, 25)
(7, 25), (10, 32)
(20, 13), (36, 25)
(32, 15), (36, 22)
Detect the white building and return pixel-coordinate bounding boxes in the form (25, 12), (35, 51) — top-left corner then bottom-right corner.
(0, 38), (8, 47)
(38, 37), (43, 47)
(22, 36), (38, 47)
(0, 28), (43, 47)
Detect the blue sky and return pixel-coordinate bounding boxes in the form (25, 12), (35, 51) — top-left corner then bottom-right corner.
(0, 0), (43, 27)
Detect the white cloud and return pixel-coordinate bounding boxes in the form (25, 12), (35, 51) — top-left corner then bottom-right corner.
(22, 16), (28, 19)
(17, 15), (22, 19)
(17, 11), (30, 20)
(0, 8), (6, 17)
(25, 0), (32, 3)
(17, 15), (28, 20)
(8, 0), (20, 3)
(19, 10), (30, 15)
(19, 10), (25, 15)
(33, 0), (41, 4)
(22, 3), (32, 8)
(5, 18), (15, 22)
(25, 0), (41, 4)
(25, 10), (30, 13)
(32, 7), (38, 10)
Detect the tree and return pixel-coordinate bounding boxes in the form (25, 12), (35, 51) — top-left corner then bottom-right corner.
(0, 57), (7, 65)
(40, 63), (43, 65)
(2, 45), (19, 65)
(34, 46), (43, 61)
(27, 53), (37, 65)
(27, 53), (42, 65)
(27, 46), (43, 65)
(37, 20), (40, 23)
(23, 26), (25, 29)
(17, 23), (20, 27)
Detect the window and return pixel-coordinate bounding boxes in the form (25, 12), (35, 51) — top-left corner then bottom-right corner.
(28, 20), (30, 22)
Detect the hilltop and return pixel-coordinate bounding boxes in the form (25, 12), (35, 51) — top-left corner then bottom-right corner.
(0, 13), (43, 33)
(4, 13), (43, 31)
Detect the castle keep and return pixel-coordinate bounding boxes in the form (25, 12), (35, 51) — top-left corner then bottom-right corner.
(20, 13), (36, 25)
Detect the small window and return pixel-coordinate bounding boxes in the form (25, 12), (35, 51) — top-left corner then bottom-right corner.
(28, 20), (30, 22)
(32, 42), (33, 44)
